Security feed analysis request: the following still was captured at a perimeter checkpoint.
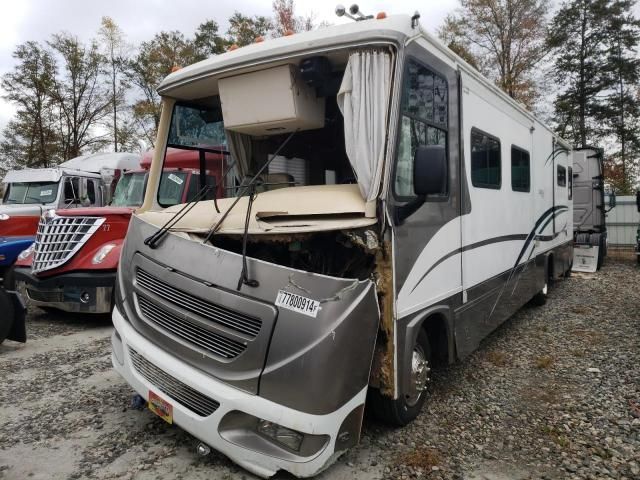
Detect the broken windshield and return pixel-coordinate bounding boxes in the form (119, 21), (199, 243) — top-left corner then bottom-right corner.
(112, 172), (147, 207)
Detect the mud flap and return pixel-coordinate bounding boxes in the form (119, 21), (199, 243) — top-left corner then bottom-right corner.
(0, 288), (27, 344)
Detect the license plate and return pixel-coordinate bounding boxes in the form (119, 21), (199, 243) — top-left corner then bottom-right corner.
(275, 290), (320, 318)
(148, 391), (173, 424)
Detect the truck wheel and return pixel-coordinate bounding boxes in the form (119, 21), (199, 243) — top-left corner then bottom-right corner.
(369, 330), (431, 426)
(0, 289), (15, 344)
(530, 283), (548, 306)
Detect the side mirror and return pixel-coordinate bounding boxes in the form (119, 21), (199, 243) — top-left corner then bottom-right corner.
(608, 191), (617, 210)
(414, 145), (447, 196)
(636, 191), (640, 212)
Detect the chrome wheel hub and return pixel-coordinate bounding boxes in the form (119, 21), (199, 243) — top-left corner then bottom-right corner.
(406, 345), (430, 407)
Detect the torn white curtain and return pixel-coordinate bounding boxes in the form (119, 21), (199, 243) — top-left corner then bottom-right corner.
(225, 129), (252, 178)
(337, 49), (392, 202)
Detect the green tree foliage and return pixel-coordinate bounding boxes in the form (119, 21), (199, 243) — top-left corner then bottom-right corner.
(599, 0), (640, 193)
(547, 0), (610, 147)
(193, 20), (228, 59)
(0, 42), (59, 169)
(439, 0), (550, 109)
(227, 12), (273, 47)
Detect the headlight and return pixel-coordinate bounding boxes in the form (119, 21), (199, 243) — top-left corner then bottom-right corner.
(257, 420), (304, 451)
(92, 244), (117, 264)
(0, 213), (10, 220)
(17, 243), (35, 260)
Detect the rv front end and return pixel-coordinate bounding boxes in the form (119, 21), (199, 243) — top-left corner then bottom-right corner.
(111, 214), (380, 477)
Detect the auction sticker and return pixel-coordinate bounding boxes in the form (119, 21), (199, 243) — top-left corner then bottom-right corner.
(275, 290), (320, 318)
(148, 390), (173, 424)
(168, 173), (183, 185)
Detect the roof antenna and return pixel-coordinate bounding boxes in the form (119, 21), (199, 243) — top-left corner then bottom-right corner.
(411, 11), (421, 28)
(335, 4), (374, 21)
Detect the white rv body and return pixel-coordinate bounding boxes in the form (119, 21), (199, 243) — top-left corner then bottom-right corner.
(111, 15), (573, 478)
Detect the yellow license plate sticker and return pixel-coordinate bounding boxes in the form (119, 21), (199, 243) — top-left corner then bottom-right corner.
(148, 391), (173, 424)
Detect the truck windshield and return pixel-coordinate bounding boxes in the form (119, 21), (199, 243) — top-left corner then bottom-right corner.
(112, 172), (147, 207)
(4, 182), (59, 205)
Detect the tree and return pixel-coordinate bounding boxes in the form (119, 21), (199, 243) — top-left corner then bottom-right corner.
(48, 33), (111, 159)
(598, 0), (640, 194)
(439, 0), (550, 108)
(98, 16), (130, 152)
(127, 31), (199, 146)
(227, 12), (272, 46)
(193, 20), (228, 60)
(0, 41), (59, 168)
(547, 0), (611, 147)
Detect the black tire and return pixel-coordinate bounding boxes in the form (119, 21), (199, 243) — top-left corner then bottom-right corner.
(0, 289), (16, 344)
(530, 283), (548, 306)
(369, 329), (431, 426)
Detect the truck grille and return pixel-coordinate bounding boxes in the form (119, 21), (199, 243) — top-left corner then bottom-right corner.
(129, 347), (220, 417)
(136, 269), (262, 338)
(32, 212), (105, 274)
(137, 295), (247, 359)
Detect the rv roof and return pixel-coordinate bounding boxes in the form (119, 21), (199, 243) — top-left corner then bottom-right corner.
(60, 151), (140, 173)
(157, 13), (570, 149)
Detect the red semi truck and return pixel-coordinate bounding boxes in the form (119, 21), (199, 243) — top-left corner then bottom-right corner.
(13, 148), (226, 314)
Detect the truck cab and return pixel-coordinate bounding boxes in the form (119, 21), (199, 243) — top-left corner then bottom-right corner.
(572, 147), (610, 270)
(12, 148), (225, 314)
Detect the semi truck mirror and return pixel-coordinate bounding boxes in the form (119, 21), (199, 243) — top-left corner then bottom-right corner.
(413, 145), (447, 196)
(608, 191), (617, 210)
(636, 191), (640, 212)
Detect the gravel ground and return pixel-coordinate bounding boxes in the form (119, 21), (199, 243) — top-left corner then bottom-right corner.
(0, 260), (638, 480)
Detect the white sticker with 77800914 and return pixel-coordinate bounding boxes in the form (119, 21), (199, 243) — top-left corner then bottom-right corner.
(275, 290), (320, 318)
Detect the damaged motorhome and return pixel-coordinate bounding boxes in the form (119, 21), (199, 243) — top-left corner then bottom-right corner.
(111, 13), (573, 478)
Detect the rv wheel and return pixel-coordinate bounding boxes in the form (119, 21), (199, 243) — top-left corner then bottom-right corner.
(370, 330), (431, 426)
(530, 283), (548, 306)
(0, 289), (15, 344)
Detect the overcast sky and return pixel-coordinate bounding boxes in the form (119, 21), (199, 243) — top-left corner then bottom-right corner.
(0, 1), (458, 132)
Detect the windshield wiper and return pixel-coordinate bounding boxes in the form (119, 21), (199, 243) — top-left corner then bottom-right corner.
(144, 185), (212, 249)
(202, 130), (297, 245)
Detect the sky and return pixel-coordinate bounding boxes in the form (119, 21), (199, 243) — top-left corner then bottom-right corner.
(0, 0), (458, 132)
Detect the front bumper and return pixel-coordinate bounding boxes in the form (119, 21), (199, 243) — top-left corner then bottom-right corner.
(111, 306), (364, 478)
(14, 267), (115, 313)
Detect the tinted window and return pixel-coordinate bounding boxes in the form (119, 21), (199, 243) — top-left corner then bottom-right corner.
(158, 172), (188, 206)
(557, 165), (567, 187)
(471, 129), (501, 189)
(187, 173), (218, 201)
(87, 179), (97, 205)
(511, 146), (530, 192)
(394, 59), (448, 198)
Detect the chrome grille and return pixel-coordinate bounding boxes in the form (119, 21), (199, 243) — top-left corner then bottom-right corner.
(136, 269), (262, 337)
(32, 212), (105, 274)
(129, 347), (220, 417)
(137, 295), (247, 359)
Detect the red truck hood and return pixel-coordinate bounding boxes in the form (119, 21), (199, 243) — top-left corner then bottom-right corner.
(56, 206), (135, 217)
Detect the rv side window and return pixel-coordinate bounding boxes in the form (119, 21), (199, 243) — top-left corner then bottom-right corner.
(557, 165), (567, 187)
(471, 129), (501, 189)
(394, 58), (448, 199)
(511, 146), (530, 192)
(568, 166), (573, 199)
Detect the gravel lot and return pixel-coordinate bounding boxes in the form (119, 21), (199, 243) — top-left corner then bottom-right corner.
(0, 260), (638, 480)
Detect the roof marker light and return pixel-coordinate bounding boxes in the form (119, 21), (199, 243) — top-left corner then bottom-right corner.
(229, 44), (239, 51)
(376, 12), (387, 19)
(171, 65), (181, 73)
(284, 29), (295, 36)
(255, 36), (265, 43)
